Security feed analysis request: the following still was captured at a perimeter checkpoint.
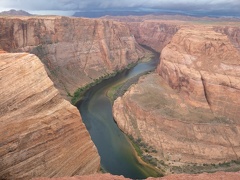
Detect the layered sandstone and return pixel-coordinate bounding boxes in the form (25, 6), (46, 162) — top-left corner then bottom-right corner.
(0, 52), (100, 179)
(113, 27), (240, 166)
(128, 21), (178, 52)
(33, 171), (240, 180)
(158, 27), (240, 123)
(0, 16), (145, 98)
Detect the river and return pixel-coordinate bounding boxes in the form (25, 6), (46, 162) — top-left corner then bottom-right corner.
(77, 53), (160, 179)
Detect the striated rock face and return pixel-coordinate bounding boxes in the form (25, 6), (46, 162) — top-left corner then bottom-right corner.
(158, 27), (240, 123)
(214, 26), (240, 51)
(0, 52), (100, 179)
(128, 21), (179, 52)
(33, 171), (240, 180)
(34, 173), (130, 180)
(0, 16), (145, 97)
(113, 27), (240, 166)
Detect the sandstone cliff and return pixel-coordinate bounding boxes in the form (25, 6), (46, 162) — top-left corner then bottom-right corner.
(0, 52), (100, 179)
(113, 26), (240, 169)
(128, 21), (178, 52)
(0, 16), (145, 98)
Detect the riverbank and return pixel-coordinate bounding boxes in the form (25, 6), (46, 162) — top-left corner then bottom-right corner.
(126, 135), (165, 177)
(106, 52), (157, 102)
(70, 51), (155, 105)
(77, 49), (161, 178)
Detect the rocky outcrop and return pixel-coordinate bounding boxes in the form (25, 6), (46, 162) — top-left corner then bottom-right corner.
(113, 27), (240, 167)
(0, 16), (145, 98)
(214, 26), (240, 51)
(0, 52), (100, 179)
(34, 173), (130, 180)
(128, 21), (178, 52)
(33, 171), (240, 180)
(158, 27), (240, 123)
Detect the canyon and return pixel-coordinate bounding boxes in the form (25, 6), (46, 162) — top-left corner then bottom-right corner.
(1, 14), (240, 179)
(113, 24), (240, 172)
(0, 16), (146, 99)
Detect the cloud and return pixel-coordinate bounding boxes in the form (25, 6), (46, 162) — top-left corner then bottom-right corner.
(0, 0), (240, 16)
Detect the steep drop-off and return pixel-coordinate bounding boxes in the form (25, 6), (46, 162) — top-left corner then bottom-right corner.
(113, 26), (240, 168)
(0, 16), (145, 98)
(0, 52), (100, 179)
(128, 21), (178, 52)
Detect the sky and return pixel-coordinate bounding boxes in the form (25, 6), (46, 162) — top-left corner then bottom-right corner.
(0, 0), (239, 16)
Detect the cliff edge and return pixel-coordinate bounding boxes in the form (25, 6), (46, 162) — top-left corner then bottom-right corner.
(0, 52), (100, 179)
(0, 16), (145, 99)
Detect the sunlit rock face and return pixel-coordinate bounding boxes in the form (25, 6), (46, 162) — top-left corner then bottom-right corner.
(113, 26), (240, 166)
(0, 16), (146, 98)
(0, 52), (100, 179)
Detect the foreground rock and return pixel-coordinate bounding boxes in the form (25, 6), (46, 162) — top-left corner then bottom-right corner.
(0, 16), (145, 98)
(113, 26), (240, 171)
(34, 171), (240, 180)
(0, 52), (100, 179)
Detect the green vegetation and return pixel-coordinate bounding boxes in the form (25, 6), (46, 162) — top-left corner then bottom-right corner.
(70, 59), (143, 105)
(128, 134), (240, 175)
(99, 166), (108, 173)
(128, 135), (166, 171)
(170, 160), (240, 174)
(71, 72), (118, 105)
(107, 83), (123, 101)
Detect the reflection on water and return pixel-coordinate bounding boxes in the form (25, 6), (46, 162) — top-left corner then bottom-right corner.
(77, 55), (160, 179)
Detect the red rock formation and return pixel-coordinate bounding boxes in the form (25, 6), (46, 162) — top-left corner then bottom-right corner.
(34, 173), (130, 180)
(113, 26), (240, 168)
(150, 171), (240, 180)
(158, 27), (240, 122)
(214, 26), (240, 51)
(128, 21), (178, 52)
(0, 53), (100, 179)
(0, 16), (145, 98)
(33, 171), (240, 180)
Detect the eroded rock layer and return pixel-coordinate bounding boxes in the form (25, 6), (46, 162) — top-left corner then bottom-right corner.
(128, 21), (178, 52)
(0, 16), (145, 97)
(34, 171), (240, 180)
(113, 27), (240, 165)
(0, 53), (100, 179)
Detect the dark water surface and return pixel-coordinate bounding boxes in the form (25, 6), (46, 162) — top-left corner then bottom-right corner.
(77, 55), (160, 179)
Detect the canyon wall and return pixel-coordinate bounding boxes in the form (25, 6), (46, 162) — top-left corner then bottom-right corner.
(113, 26), (240, 167)
(128, 21), (178, 52)
(0, 52), (100, 179)
(0, 16), (145, 98)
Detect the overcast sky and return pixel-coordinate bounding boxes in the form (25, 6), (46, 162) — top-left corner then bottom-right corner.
(0, 0), (239, 16)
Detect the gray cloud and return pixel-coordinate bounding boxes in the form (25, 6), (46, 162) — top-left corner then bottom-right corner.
(0, 0), (239, 16)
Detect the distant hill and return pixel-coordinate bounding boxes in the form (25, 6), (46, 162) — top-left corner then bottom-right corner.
(0, 9), (32, 16)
